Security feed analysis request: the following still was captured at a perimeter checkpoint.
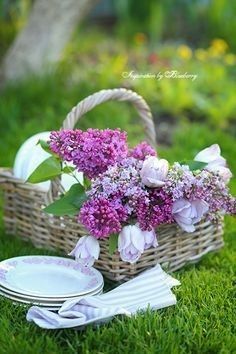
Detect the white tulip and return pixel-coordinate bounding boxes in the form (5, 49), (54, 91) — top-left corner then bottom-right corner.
(140, 156), (169, 188)
(118, 225), (145, 264)
(194, 144), (232, 183)
(69, 235), (100, 266)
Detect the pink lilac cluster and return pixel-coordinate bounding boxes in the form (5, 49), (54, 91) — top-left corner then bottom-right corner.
(49, 128), (128, 179)
(129, 141), (157, 160)
(163, 163), (235, 221)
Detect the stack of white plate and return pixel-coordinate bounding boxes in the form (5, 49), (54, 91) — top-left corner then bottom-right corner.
(0, 256), (104, 310)
(13, 131), (83, 191)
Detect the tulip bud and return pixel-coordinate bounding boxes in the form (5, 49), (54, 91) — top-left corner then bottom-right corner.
(118, 225), (145, 263)
(140, 156), (169, 188)
(69, 235), (100, 266)
(194, 144), (232, 183)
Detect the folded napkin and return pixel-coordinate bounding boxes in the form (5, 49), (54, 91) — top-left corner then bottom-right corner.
(27, 264), (180, 329)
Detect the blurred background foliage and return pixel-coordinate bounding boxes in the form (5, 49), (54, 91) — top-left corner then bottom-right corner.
(0, 0), (236, 166)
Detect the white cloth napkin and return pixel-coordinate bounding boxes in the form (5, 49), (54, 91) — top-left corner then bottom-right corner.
(27, 264), (180, 329)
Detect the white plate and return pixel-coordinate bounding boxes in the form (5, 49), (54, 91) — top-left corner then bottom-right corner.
(0, 282), (104, 302)
(0, 288), (103, 307)
(0, 256), (103, 298)
(0, 289), (65, 307)
(13, 132), (51, 180)
(13, 131), (84, 192)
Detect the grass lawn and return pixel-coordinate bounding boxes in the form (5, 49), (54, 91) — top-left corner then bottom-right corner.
(0, 80), (235, 354)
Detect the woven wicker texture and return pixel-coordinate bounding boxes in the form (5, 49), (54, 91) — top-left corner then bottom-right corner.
(0, 88), (224, 281)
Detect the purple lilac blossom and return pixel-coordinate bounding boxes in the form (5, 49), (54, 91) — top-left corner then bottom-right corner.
(129, 142), (156, 160)
(163, 163), (195, 201)
(164, 163), (235, 222)
(137, 188), (174, 231)
(49, 129), (82, 162)
(88, 157), (149, 218)
(79, 197), (125, 239)
(192, 170), (236, 220)
(50, 129), (236, 237)
(49, 128), (128, 179)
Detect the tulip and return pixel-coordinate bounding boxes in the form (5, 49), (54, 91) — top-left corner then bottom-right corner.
(194, 144), (232, 183)
(140, 156), (169, 188)
(172, 198), (209, 233)
(118, 225), (145, 263)
(69, 235), (100, 266)
(142, 228), (158, 250)
(214, 166), (232, 184)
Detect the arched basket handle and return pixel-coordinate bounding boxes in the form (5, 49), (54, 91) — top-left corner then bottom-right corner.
(62, 88), (156, 146)
(47, 88), (156, 201)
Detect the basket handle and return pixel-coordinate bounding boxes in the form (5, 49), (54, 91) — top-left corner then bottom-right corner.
(62, 88), (156, 147)
(47, 88), (156, 201)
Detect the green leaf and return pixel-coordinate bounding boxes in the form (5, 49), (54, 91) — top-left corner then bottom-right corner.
(180, 160), (208, 171)
(109, 234), (118, 255)
(83, 177), (91, 189)
(62, 166), (76, 174)
(37, 139), (52, 154)
(43, 183), (87, 216)
(27, 156), (62, 183)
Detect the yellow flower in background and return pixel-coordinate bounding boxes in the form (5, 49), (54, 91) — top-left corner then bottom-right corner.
(112, 54), (128, 74)
(195, 49), (208, 61)
(177, 45), (192, 60)
(209, 38), (228, 57)
(224, 53), (236, 66)
(134, 32), (147, 45)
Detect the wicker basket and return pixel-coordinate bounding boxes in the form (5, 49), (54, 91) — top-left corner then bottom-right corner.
(0, 88), (224, 281)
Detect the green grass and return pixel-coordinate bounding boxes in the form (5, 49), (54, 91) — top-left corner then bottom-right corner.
(0, 77), (235, 354)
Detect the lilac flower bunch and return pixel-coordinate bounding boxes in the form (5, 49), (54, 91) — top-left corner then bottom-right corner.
(129, 141), (157, 160)
(80, 157), (147, 238)
(46, 129), (235, 265)
(163, 163), (235, 223)
(49, 128), (128, 179)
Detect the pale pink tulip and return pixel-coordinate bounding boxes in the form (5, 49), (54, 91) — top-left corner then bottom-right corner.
(118, 225), (145, 263)
(69, 235), (100, 266)
(142, 228), (158, 250)
(194, 144), (232, 183)
(172, 198), (209, 233)
(140, 156), (169, 188)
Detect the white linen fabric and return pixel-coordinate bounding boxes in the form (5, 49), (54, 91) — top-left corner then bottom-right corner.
(27, 264), (180, 329)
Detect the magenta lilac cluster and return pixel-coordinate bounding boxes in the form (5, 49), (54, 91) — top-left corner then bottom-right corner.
(129, 141), (156, 160)
(49, 128), (128, 179)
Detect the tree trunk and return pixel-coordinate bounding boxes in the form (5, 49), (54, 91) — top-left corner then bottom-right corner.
(1, 0), (99, 83)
